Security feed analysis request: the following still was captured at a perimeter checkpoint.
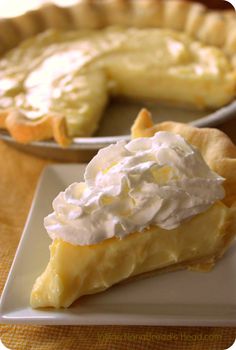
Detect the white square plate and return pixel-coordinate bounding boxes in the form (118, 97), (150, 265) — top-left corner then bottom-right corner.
(1, 164), (236, 326)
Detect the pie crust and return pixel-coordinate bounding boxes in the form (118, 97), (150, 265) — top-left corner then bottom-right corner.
(30, 110), (236, 308)
(0, 0), (236, 146)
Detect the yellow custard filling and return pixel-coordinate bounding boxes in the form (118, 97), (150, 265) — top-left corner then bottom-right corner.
(0, 27), (235, 137)
(31, 201), (231, 308)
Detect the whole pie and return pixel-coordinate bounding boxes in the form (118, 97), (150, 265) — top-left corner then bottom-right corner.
(30, 109), (236, 308)
(0, 0), (236, 146)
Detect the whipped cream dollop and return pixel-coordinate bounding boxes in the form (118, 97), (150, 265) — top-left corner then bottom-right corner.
(44, 132), (225, 245)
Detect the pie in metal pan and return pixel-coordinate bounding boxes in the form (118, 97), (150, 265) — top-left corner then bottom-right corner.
(0, 0), (236, 149)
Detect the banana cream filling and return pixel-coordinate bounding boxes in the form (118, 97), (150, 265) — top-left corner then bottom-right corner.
(30, 202), (231, 308)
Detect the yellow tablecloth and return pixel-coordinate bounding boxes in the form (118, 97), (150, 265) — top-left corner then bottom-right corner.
(0, 119), (236, 350)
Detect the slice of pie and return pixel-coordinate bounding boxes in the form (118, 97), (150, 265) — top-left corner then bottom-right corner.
(0, 0), (236, 146)
(30, 109), (236, 308)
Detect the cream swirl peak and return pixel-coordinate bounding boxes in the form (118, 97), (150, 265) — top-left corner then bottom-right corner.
(44, 132), (225, 245)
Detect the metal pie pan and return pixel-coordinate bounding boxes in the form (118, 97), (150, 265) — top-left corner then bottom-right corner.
(1, 99), (236, 162)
